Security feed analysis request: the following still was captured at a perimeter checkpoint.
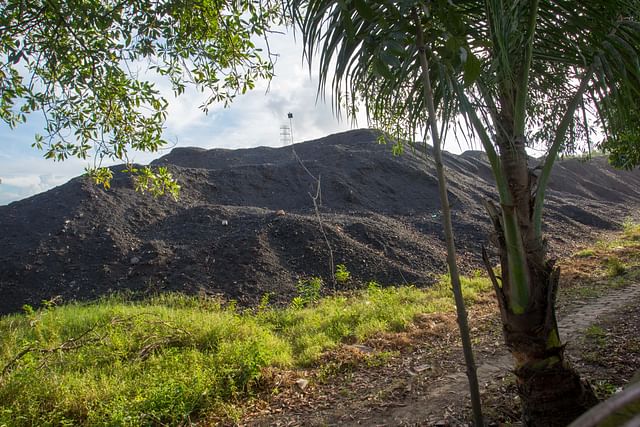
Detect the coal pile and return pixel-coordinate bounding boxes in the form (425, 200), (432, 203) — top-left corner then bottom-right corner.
(2, 129), (639, 314)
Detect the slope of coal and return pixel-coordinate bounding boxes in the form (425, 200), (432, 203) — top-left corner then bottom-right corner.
(1, 129), (639, 315)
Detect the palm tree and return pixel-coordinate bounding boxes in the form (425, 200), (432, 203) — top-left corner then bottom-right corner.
(289, 0), (640, 425)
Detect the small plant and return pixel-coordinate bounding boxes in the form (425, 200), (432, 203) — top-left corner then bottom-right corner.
(335, 264), (351, 284)
(257, 293), (272, 313)
(604, 257), (626, 277)
(367, 281), (381, 292)
(585, 324), (607, 346)
(292, 277), (323, 308)
(593, 380), (618, 399)
(576, 248), (596, 258)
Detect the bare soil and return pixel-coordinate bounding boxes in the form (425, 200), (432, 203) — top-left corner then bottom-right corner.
(2, 129), (640, 315)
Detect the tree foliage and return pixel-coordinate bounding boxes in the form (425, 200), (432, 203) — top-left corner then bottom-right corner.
(601, 105), (640, 170)
(289, 0), (640, 423)
(1, 0), (283, 196)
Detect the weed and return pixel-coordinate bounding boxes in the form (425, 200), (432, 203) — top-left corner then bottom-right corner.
(292, 277), (323, 309)
(575, 248), (596, 258)
(622, 219), (640, 239)
(367, 280), (381, 292)
(335, 264), (351, 284)
(257, 293), (272, 313)
(593, 380), (618, 399)
(581, 350), (602, 364)
(574, 286), (601, 299)
(584, 324), (607, 346)
(366, 350), (397, 368)
(471, 269), (484, 278)
(603, 257), (626, 277)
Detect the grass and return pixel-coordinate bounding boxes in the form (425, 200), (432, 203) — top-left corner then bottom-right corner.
(603, 256), (626, 277)
(561, 220), (640, 302)
(0, 275), (491, 426)
(595, 218), (640, 250)
(623, 219), (640, 241)
(5, 221), (637, 426)
(575, 248), (595, 258)
(584, 324), (607, 346)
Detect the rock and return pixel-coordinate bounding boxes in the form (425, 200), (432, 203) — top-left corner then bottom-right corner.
(346, 344), (374, 354)
(275, 209), (286, 216)
(130, 256), (140, 265)
(295, 378), (309, 390)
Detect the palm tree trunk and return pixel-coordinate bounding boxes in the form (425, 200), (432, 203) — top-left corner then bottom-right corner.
(413, 9), (484, 426)
(485, 141), (598, 426)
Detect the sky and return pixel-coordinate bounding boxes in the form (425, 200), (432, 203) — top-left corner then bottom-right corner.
(0, 30), (470, 206)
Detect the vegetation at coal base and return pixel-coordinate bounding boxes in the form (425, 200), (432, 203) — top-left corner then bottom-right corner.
(0, 275), (491, 426)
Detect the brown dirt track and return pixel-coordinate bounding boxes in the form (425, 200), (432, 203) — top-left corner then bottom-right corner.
(1, 129), (640, 315)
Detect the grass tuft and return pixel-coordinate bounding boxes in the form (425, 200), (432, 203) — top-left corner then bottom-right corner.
(603, 256), (626, 277)
(575, 248), (596, 258)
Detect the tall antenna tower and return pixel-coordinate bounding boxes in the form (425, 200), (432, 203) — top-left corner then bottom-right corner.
(279, 125), (291, 146)
(279, 112), (295, 145)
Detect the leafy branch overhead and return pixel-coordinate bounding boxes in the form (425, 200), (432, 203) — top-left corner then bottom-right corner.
(0, 0), (283, 194)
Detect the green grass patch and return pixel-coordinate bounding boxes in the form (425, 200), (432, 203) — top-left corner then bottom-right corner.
(575, 248), (596, 258)
(0, 276), (491, 426)
(595, 219), (640, 251)
(603, 256), (627, 277)
(584, 325), (607, 345)
(560, 221), (640, 301)
(623, 219), (640, 240)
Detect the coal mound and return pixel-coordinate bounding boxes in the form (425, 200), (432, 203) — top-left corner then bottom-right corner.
(2, 129), (639, 314)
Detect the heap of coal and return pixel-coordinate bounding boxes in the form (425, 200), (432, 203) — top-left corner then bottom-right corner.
(2, 129), (639, 314)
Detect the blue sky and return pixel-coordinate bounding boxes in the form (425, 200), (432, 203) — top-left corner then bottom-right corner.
(0, 30), (471, 206)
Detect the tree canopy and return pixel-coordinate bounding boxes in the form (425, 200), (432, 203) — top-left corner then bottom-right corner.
(289, 0), (640, 423)
(602, 105), (640, 170)
(1, 0), (283, 196)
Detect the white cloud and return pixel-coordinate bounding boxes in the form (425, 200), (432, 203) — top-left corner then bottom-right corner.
(0, 153), (90, 205)
(1, 175), (43, 189)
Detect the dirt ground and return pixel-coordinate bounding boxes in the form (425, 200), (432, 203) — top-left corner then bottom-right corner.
(233, 234), (640, 426)
(2, 129), (640, 315)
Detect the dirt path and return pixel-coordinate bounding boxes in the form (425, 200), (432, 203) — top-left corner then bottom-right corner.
(359, 282), (640, 426)
(244, 281), (640, 426)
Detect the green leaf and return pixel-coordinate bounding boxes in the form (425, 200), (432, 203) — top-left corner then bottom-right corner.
(463, 51), (481, 87)
(354, 0), (376, 21)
